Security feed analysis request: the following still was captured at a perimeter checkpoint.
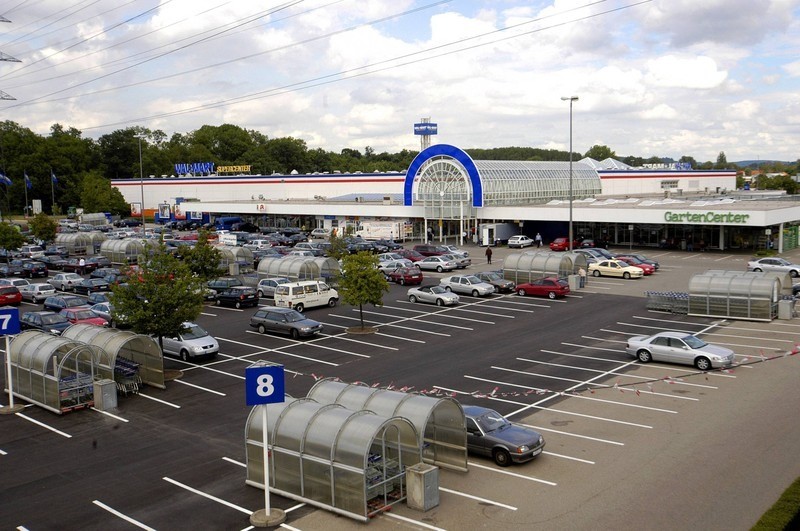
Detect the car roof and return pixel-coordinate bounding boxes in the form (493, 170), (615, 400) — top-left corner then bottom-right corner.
(649, 331), (690, 339)
(461, 405), (493, 417)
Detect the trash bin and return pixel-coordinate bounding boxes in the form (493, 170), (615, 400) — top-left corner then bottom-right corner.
(778, 299), (794, 320)
(93, 379), (118, 410)
(568, 274), (580, 291)
(406, 463), (439, 511)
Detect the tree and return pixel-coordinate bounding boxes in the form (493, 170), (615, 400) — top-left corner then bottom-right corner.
(79, 171), (130, 214)
(109, 245), (205, 344)
(326, 231), (350, 261)
(0, 222), (25, 253)
(180, 230), (225, 281)
(28, 213), (57, 243)
(338, 252), (389, 331)
(584, 145), (616, 160)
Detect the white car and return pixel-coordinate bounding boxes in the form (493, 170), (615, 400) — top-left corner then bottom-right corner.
(19, 283), (57, 303)
(508, 235), (535, 248)
(159, 322), (219, 362)
(442, 245), (469, 258)
(625, 331), (735, 371)
(379, 259), (413, 275)
(49, 273), (85, 291)
(417, 256), (458, 273)
(407, 285), (460, 306)
(441, 253), (471, 269)
(377, 252), (405, 263)
(310, 228), (331, 239)
(256, 277), (291, 298)
(439, 275), (495, 297)
(0, 277), (30, 289)
(747, 257), (800, 277)
(588, 259), (644, 279)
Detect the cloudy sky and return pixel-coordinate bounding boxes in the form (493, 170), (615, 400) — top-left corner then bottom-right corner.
(0, 0), (798, 163)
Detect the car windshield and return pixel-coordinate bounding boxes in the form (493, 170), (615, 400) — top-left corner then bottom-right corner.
(465, 276), (481, 284)
(429, 286), (446, 294)
(73, 310), (96, 320)
(181, 324), (209, 339)
(482, 273), (501, 281)
(65, 298), (85, 307)
(65, 273), (82, 280)
(284, 310), (307, 322)
(42, 314), (68, 325)
(681, 335), (707, 349)
(475, 410), (511, 432)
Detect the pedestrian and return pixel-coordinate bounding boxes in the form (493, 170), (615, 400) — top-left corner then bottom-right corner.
(78, 257), (86, 275)
(578, 266), (586, 288)
(485, 246), (493, 264)
(427, 228), (433, 243)
(535, 232), (542, 248)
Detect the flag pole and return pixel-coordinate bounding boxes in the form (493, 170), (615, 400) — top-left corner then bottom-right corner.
(50, 169), (55, 212)
(23, 170), (28, 218)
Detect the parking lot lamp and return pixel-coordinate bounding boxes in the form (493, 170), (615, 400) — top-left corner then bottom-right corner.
(561, 96), (578, 251)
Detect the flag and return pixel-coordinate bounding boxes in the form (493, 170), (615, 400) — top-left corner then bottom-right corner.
(0, 173), (11, 186)
(51, 170), (57, 184)
(24, 172), (31, 190)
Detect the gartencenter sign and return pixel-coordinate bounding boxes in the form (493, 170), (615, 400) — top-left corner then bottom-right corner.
(665, 211), (750, 223)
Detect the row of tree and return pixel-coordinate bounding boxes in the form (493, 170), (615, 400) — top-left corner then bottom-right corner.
(0, 120), (797, 217)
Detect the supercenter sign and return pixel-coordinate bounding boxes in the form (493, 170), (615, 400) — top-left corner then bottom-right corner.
(664, 211), (750, 224)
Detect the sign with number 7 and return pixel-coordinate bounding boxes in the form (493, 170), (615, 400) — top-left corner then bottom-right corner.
(245, 363), (285, 405)
(0, 307), (20, 336)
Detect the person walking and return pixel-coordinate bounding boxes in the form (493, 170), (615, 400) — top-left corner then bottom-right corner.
(535, 232), (542, 248)
(485, 246), (493, 264)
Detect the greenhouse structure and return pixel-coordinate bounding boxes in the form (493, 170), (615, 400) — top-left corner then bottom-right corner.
(256, 256), (340, 283)
(688, 272), (781, 321)
(245, 397), (421, 522)
(99, 238), (148, 265)
(7, 330), (111, 414)
(62, 324), (164, 395)
(307, 379), (468, 472)
(55, 232), (96, 255)
(503, 251), (588, 284)
(217, 244), (254, 273)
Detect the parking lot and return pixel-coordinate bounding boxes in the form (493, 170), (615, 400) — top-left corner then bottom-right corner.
(2, 245), (800, 530)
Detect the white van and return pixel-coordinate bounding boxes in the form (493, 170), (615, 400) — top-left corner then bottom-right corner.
(274, 280), (339, 312)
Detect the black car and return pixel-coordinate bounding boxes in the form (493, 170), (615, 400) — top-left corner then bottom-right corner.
(463, 405), (546, 466)
(73, 278), (110, 295)
(63, 258), (98, 274)
(85, 255), (112, 268)
(373, 238), (404, 251)
(0, 262), (25, 277)
(214, 286), (259, 308)
(207, 277), (242, 293)
(43, 295), (89, 312)
(20, 311), (72, 335)
(44, 245), (69, 257)
(38, 255), (68, 270)
(91, 267), (121, 279)
(113, 218), (142, 227)
(231, 222), (260, 233)
(22, 261), (48, 278)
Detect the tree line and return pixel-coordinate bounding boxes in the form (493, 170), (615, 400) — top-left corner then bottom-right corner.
(0, 120), (796, 216)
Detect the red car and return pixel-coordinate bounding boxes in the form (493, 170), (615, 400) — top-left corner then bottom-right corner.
(387, 267), (423, 286)
(59, 308), (108, 326)
(515, 277), (570, 299)
(397, 249), (426, 262)
(0, 286), (22, 305)
(549, 238), (581, 252)
(616, 256), (655, 275)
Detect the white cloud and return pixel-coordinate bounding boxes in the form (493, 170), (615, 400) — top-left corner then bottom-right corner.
(645, 55), (727, 89)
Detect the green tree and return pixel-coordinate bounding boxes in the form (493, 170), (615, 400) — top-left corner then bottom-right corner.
(584, 145), (616, 160)
(80, 171), (130, 214)
(0, 222), (25, 253)
(180, 230), (225, 281)
(338, 252), (389, 330)
(109, 245), (205, 344)
(28, 213), (57, 243)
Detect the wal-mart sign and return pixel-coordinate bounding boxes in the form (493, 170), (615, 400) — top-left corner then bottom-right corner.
(414, 123), (438, 135)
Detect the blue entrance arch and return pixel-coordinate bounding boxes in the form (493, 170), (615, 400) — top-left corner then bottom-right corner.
(403, 144), (483, 208)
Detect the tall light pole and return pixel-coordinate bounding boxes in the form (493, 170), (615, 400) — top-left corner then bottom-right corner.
(561, 96), (578, 251)
(137, 135), (145, 228)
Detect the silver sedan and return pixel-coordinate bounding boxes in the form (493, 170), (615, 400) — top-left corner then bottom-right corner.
(439, 275), (494, 297)
(407, 285), (459, 306)
(625, 331), (735, 371)
(746, 257), (800, 277)
(417, 256), (458, 273)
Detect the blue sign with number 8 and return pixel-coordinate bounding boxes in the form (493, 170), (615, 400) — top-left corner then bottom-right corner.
(245, 364), (285, 405)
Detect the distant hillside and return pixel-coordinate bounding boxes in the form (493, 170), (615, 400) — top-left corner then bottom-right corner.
(734, 160), (791, 168)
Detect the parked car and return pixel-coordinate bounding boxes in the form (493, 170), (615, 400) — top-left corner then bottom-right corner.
(549, 237), (581, 252)
(417, 256), (458, 273)
(160, 322), (219, 361)
(515, 277), (570, 299)
(89, 302), (129, 328)
(507, 235), (534, 248)
(576, 247), (616, 260)
(207, 277), (242, 293)
(44, 245), (69, 257)
(21, 261), (48, 278)
(256, 277), (291, 298)
(463, 405), (546, 466)
(407, 285), (459, 306)
(379, 259), (414, 275)
(440, 253), (471, 269)
(73, 278), (110, 295)
(62, 258), (98, 274)
(91, 267), (121, 279)
(38, 255), (68, 270)
(441, 245), (469, 257)
(373, 238), (404, 251)
(747, 257), (800, 277)
(43, 295), (89, 312)
(386, 266), (423, 286)
(49, 272), (86, 291)
(87, 292), (110, 305)
(439, 275), (494, 297)
(588, 259), (644, 279)
(18, 283), (57, 303)
(475, 271), (515, 293)
(0, 285), (22, 305)
(274, 280), (338, 312)
(249, 307), (323, 338)
(377, 252), (405, 263)
(572, 249), (599, 265)
(625, 331), (736, 371)
(113, 218), (142, 227)
(215, 286), (259, 308)
(0, 262), (25, 277)
(309, 228), (331, 239)
(20, 310), (72, 335)
(59, 308), (108, 327)
(0, 277), (29, 289)
(615, 255), (655, 275)
(18, 245), (45, 259)
(85, 255), (112, 269)
(615, 253), (659, 270)
(396, 249), (426, 262)
(413, 244), (449, 256)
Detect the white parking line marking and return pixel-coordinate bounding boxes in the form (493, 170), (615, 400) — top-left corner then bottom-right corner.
(91, 407), (130, 422)
(611, 323), (794, 345)
(384, 512), (448, 530)
(542, 451), (595, 464)
(220, 336), (340, 366)
(521, 424), (624, 446)
(173, 378), (226, 396)
(364, 308), (491, 326)
(243, 330), (373, 358)
(15, 412), (72, 438)
(0, 448), (7, 455)
(222, 456), (246, 467)
(319, 320), (427, 342)
(93, 500), (155, 530)
(138, 393), (181, 409)
(438, 487), (517, 511)
(163, 476), (252, 514)
(467, 461), (557, 486)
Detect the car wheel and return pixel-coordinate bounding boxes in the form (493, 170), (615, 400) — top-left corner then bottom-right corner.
(436, 266), (443, 273)
(445, 286), (452, 292)
(792, 270), (799, 278)
(290, 329), (299, 340)
(399, 278), (405, 285)
(295, 303), (305, 312)
(623, 272), (631, 279)
(593, 270), (601, 277)
(695, 356), (712, 371)
(180, 349), (190, 362)
(472, 290), (479, 297)
(753, 268), (762, 272)
(235, 301), (242, 309)
(215, 299), (221, 306)
(517, 289), (526, 296)
(637, 349), (652, 363)
(493, 448), (511, 467)
(258, 324), (267, 334)
(409, 295), (417, 303)
(328, 298), (337, 307)
(548, 291), (556, 299)
(257, 290), (264, 298)
(435, 298), (444, 307)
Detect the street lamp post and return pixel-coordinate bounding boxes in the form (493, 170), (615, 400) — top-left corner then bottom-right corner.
(137, 136), (145, 228)
(561, 96), (578, 251)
